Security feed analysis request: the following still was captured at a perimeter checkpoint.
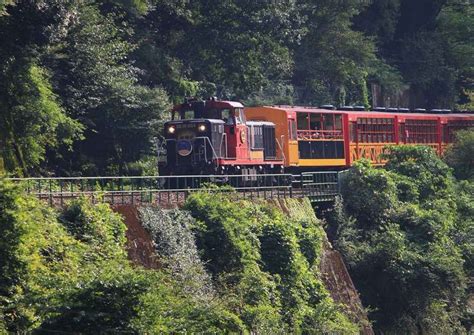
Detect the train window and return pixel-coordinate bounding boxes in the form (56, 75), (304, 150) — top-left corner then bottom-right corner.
(180, 110), (195, 120)
(310, 113), (322, 130)
(404, 119), (438, 143)
(350, 122), (356, 141)
(291, 120), (297, 139)
(297, 112), (309, 130)
(250, 125), (264, 149)
(288, 120), (297, 140)
(356, 118), (395, 143)
(235, 108), (245, 124)
(324, 114), (334, 130)
(335, 115), (343, 130)
(221, 109), (232, 124)
(444, 120), (474, 143)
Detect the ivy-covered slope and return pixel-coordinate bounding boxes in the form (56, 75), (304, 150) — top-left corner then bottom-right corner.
(137, 195), (367, 334)
(0, 176), (362, 334)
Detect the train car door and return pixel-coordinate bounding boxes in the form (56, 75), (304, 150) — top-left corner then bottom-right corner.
(224, 108), (249, 159)
(287, 116), (298, 165)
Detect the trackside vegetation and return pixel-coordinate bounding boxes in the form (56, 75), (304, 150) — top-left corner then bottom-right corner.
(327, 143), (474, 334)
(0, 179), (359, 333)
(0, 133), (472, 333)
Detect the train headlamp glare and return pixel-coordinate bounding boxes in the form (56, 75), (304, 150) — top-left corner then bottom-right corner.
(198, 124), (206, 132)
(167, 125), (176, 134)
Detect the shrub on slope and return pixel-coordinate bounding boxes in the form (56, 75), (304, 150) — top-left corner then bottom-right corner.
(330, 147), (471, 334)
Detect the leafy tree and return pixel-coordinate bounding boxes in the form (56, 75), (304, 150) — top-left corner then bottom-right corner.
(444, 129), (474, 180)
(185, 191), (358, 333)
(0, 2), (82, 176)
(355, 0), (473, 108)
(0, 178), (86, 331)
(45, 3), (169, 175)
(332, 147), (469, 334)
(293, 0), (401, 107)
(132, 0), (301, 103)
(383, 145), (455, 200)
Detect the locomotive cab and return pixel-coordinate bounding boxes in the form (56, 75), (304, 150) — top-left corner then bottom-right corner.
(159, 98), (284, 176)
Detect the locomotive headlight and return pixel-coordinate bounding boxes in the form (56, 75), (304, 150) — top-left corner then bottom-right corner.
(198, 124), (206, 132)
(167, 125), (176, 134)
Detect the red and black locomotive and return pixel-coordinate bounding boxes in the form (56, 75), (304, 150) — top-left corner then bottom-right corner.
(158, 98), (284, 176)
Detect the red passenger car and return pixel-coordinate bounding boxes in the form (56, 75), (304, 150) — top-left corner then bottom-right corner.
(245, 106), (474, 171)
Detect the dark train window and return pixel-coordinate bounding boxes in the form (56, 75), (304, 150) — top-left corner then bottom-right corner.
(356, 118), (395, 143)
(298, 141), (344, 159)
(404, 119), (438, 143)
(297, 112), (308, 130)
(310, 113), (322, 130)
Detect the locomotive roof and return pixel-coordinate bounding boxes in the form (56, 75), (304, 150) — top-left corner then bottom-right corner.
(262, 105), (474, 118)
(173, 99), (244, 111)
(167, 118), (225, 124)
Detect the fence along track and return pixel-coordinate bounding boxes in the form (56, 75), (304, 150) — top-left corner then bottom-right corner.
(8, 172), (344, 207)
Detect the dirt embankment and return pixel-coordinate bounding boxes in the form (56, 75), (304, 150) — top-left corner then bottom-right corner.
(320, 242), (374, 335)
(112, 205), (160, 269)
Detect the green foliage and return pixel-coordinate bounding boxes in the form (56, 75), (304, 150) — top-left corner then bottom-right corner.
(332, 147), (471, 334)
(185, 192), (358, 333)
(0, 62), (82, 176)
(293, 1), (381, 106)
(0, 178), (87, 332)
(185, 192), (260, 276)
(1, 179), (251, 333)
(46, 3), (169, 175)
(59, 197), (127, 261)
(355, 0), (473, 107)
(444, 129), (474, 180)
(341, 159), (398, 226)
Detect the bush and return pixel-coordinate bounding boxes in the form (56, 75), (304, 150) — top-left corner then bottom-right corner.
(333, 148), (470, 334)
(184, 191), (358, 334)
(0, 178), (86, 332)
(444, 129), (474, 180)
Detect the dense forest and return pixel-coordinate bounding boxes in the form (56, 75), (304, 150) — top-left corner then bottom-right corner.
(0, 0), (472, 176)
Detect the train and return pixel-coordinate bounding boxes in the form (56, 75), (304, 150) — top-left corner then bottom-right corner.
(158, 98), (474, 176)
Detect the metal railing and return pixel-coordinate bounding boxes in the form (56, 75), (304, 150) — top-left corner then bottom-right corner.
(8, 171), (344, 207)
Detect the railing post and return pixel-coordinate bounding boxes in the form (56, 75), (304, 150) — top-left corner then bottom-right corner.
(49, 179), (52, 206)
(289, 175), (293, 198)
(59, 180), (63, 207)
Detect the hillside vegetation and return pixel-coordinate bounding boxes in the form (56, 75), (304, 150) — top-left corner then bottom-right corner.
(0, 180), (359, 334)
(0, 132), (473, 333)
(0, 0), (472, 176)
(327, 140), (474, 334)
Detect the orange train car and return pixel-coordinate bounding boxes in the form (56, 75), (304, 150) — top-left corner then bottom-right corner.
(245, 106), (474, 172)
